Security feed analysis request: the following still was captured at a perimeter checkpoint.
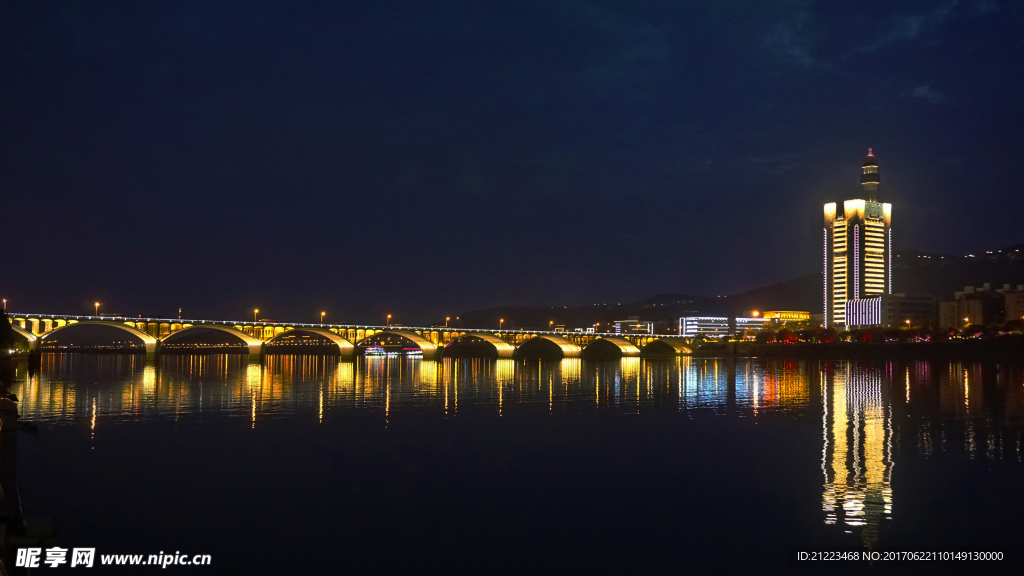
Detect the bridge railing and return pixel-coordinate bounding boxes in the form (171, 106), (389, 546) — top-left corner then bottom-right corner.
(7, 312), (690, 348)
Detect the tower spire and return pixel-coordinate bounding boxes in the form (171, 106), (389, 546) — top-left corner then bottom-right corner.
(861, 148), (880, 202)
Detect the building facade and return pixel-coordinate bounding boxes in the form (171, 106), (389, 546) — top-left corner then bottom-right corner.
(844, 294), (938, 329)
(1006, 288), (1024, 323)
(824, 150), (892, 329)
(612, 317), (655, 334)
(761, 311), (811, 322)
(679, 316), (765, 337)
(939, 283), (1024, 329)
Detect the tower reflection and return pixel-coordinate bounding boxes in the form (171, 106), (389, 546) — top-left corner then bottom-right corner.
(821, 362), (893, 549)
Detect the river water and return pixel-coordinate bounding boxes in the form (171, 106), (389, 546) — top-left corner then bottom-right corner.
(7, 354), (1024, 574)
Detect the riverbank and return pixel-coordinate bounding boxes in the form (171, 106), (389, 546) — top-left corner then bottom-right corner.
(695, 336), (1024, 359)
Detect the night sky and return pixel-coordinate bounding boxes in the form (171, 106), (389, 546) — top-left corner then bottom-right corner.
(3, 1), (1022, 325)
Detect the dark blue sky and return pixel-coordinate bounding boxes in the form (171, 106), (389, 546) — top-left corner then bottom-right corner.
(3, 1), (1022, 325)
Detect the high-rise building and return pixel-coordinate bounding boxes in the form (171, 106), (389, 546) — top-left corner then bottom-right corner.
(824, 150), (893, 328)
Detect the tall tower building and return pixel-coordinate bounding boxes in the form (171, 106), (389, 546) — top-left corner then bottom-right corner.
(823, 150), (892, 328)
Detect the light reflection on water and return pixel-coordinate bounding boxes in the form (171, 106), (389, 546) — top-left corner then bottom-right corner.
(8, 354), (1024, 551)
(13, 354), (820, 424)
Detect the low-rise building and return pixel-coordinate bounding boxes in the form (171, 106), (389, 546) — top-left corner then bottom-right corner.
(679, 316), (765, 337)
(761, 311), (811, 322)
(939, 284), (1021, 329)
(844, 293), (938, 329)
(613, 317), (655, 334)
(1002, 285), (1024, 323)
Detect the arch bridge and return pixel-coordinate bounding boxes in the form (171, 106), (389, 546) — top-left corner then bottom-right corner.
(7, 312), (692, 360)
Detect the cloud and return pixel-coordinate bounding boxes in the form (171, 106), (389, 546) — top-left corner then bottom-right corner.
(768, 1), (970, 68)
(852, 0), (960, 55)
(747, 150), (812, 176)
(908, 84), (944, 102)
(972, 0), (1000, 14)
(765, 5), (818, 69)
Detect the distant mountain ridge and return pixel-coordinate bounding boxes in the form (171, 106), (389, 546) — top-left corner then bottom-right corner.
(459, 243), (1024, 328)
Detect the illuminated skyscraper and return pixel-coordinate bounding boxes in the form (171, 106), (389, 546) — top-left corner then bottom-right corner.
(823, 150), (892, 328)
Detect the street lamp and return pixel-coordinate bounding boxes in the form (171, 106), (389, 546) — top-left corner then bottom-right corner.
(95, 302), (100, 316)
(499, 318), (504, 330)
(2, 299), (6, 312)
(549, 320), (554, 329)
(387, 314), (392, 327)
(445, 316), (450, 327)
(321, 311), (326, 324)
(254, 308), (259, 322)
(963, 317), (969, 326)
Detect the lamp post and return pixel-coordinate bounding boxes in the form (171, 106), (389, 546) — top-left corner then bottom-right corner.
(95, 302), (100, 316)
(963, 317), (969, 327)
(499, 318), (504, 330)
(549, 320), (553, 329)
(321, 311), (326, 325)
(254, 309), (259, 322)
(178, 308), (182, 319)
(445, 316), (450, 327)
(2, 299), (6, 312)
(387, 314), (392, 327)
(456, 316), (461, 328)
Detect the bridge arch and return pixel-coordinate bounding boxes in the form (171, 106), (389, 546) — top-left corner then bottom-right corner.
(581, 336), (641, 360)
(8, 325), (39, 351)
(358, 330), (439, 358)
(442, 333), (515, 358)
(514, 335), (581, 360)
(39, 321), (158, 356)
(640, 338), (692, 358)
(265, 328), (355, 357)
(161, 325), (263, 358)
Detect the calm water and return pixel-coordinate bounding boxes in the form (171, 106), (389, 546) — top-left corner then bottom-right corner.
(7, 354), (1024, 574)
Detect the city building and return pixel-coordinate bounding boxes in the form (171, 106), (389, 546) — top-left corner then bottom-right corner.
(1005, 287), (1024, 323)
(843, 293), (938, 329)
(612, 317), (655, 334)
(679, 316), (765, 337)
(939, 283), (1024, 329)
(761, 311), (811, 322)
(824, 150), (892, 329)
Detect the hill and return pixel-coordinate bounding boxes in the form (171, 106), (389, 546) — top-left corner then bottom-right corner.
(458, 243), (1024, 329)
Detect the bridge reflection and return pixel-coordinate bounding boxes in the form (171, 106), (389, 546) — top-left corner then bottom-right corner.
(8, 354), (1024, 550)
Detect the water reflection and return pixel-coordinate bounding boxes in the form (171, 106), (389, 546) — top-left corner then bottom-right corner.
(8, 354), (1024, 552)
(14, 354), (819, 425)
(821, 362), (893, 549)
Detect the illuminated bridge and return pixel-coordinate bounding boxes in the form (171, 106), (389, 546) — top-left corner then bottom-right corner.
(7, 313), (692, 361)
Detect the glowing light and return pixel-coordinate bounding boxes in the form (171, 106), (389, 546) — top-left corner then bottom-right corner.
(854, 225), (860, 300)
